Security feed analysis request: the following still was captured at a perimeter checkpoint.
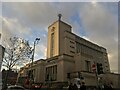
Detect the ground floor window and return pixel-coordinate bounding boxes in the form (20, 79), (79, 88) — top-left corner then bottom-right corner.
(45, 65), (57, 81)
(85, 60), (91, 72)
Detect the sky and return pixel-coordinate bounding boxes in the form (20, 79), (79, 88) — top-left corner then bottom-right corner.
(0, 1), (119, 73)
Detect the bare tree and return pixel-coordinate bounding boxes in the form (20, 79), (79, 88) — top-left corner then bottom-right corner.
(2, 37), (32, 88)
(2, 37), (32, 70)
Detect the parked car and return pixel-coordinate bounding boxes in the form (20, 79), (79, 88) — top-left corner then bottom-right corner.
(7, 85), (25, 90)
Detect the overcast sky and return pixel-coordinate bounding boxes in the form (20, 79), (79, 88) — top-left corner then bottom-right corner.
(0, 1), (118, 73)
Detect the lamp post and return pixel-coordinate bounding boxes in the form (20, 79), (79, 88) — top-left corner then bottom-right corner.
(30, 38), (40, 89)
(32, 38), (40, 65)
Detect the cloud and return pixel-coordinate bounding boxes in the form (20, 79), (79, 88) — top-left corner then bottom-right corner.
(2, 2), (80, 29)
(2, 0), (59, 2)
(72, 20), (81, 36)
(2, 16), (32, 46)
(2, 3), (59, 28)
(78, 3), (118, 72)
(35, 44), (47, 59)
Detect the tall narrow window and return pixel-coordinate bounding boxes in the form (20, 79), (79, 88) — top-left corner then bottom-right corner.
(85, 60), (91, 72)
(50, 33), (54, 57)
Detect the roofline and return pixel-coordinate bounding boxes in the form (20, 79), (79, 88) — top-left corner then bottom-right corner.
(48, 20), (72, 28)
(65, 31), (107, 50)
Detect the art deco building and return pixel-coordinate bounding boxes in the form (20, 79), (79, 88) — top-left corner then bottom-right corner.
(44, 15), (110, 86)
(18, 15), (120, 87)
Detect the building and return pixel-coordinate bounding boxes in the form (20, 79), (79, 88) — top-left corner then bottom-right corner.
(2, 69), (18, 85)
(0, 45), (5, 70)
(18, 15), (119, 88)
(0, 34), (5, 70)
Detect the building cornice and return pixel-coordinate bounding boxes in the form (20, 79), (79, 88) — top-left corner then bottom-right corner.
(48, 20), (72, 28)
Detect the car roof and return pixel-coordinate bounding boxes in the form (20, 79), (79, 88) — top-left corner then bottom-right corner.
(8, 85), (24, 88)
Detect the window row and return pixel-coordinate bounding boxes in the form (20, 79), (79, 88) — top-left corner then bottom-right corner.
(76, 43), (103, 58)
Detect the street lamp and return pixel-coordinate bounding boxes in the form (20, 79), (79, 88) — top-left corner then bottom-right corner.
(30, 38), (40, 88)
(32, 38), (40, 65)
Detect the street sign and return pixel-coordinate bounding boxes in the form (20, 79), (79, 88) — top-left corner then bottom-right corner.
(92, 64), (96, 72)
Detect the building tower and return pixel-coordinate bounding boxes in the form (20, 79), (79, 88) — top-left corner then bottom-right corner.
(47, 14), (73, 58)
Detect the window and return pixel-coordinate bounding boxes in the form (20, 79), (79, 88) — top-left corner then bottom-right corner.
(70, 46), (75, 49)
(50, 33), (54, 57)
(70, 51), (75, 54)
(70, 41), (75, 44)
(106, 66), (108, 67)
(105, 61), (107, 63)
(85, 60), (91, 72)
(45, 65), (57, 81)
(51, 27), (55, 32)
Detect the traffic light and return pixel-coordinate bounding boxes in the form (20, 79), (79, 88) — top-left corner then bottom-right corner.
(97, 63), (103, 74)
